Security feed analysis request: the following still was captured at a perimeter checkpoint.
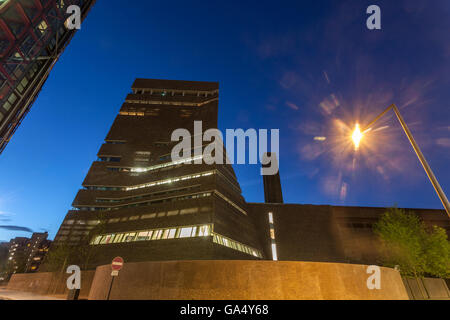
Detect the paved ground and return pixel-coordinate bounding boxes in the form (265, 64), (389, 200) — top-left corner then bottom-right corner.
(0, 288), (64, 300)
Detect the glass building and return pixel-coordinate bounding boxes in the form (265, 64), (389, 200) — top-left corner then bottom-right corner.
(0, 0), (96, 154)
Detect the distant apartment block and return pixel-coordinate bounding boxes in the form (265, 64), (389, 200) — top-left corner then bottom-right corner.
(6, 232), (51, 274)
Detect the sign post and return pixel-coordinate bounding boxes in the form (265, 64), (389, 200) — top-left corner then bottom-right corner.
(107, 257), (124, 300)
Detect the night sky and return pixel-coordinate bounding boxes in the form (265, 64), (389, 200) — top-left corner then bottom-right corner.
(0, 0), (449, 241)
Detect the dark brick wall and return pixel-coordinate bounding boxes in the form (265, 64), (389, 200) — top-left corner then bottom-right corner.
(50, 79), (264, 269)
(248, 203), (450, 265)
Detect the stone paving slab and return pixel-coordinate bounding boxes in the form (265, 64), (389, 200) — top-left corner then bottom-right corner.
(0, 288), (64, 300)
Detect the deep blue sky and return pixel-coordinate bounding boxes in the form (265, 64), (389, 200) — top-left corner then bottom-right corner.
(0, 0), (449, 241)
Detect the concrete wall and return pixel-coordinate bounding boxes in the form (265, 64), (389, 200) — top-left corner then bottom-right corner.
(88, 260), (408, 300)
(7, 270), (95, 299)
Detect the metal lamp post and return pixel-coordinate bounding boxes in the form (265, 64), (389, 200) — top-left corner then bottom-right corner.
(356, 103), (450, 218)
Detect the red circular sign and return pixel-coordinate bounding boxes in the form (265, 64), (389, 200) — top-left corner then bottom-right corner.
(111, 257), (124, 271)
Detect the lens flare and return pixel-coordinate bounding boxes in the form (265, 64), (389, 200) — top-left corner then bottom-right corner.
(352, 124), (363, 150)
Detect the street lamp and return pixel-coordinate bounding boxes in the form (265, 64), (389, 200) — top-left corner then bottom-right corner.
(352, 103), (450, 218)
(352, 124), (363, 151)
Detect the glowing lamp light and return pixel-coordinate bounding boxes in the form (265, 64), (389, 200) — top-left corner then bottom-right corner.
(352, 124), (363, 150)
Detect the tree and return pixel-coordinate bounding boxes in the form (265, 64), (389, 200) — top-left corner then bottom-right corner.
(374, 207), (450, 279)
(0, 261), (15, 282)
(0, 244), (8, 274)
(422, 226), (450, 278)
(0, 252), (13, 282)
(41, 242), (73, 273)
(41, 214), (108, 272)
(78, 213), (108, 270)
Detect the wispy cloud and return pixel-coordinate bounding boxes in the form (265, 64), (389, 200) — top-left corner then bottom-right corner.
(0, 225), (33, 233)
(436, 138), (450, 148)
(0, 211), (13, 222)
(286, 101), (300, 111)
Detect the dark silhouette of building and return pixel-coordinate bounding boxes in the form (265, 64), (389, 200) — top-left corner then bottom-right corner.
(0, 241), (9, 281)
(25, 232), (51, 272)
(247, 203), (449, 266)
(0, 0), (96, 155)
(52, 79), (263, 269)
(6, 236), (29, 274)
(262, 152), (283, 204)
(50, 78), (450, 271)
(5, 232), (51, 276)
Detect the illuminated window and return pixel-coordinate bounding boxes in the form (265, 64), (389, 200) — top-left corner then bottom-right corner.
(168, 229), (176, 239)
(268, 212), (278, 261)
(124, 233), (136, 242)
(179, 227), (193, 238)
(181, 207), (198, 215)
(198, 225), (210, 237)
(152, 230), (162, 240)
(137, 231), (149, 241)
(212, 233), (262, 258)
(271, 244), (278, 261)
(99, 236), (107, 244)
(37, 20), (48, 35)
(162, 229), (170, 239)
(113, 234), (123, 243)
(141, 213), (156, 219)
(91, 224), (213, 245)
(105, 235), (114, 244)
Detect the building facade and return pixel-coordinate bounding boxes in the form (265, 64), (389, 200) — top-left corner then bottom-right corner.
(52, 79), (264, 269)
(0, 241), (9, 282)
(50, 78), (450, 271)
(248, 203), (450, 265)
(5, 232), (51, 275)
(24, 232), (51, 272)
(6, 236), (29, 274)
(0, 0), (96, 155)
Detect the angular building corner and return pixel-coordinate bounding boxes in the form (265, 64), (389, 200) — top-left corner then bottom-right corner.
(48, 79), (265, 270)
(0, 0), (96, 155)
